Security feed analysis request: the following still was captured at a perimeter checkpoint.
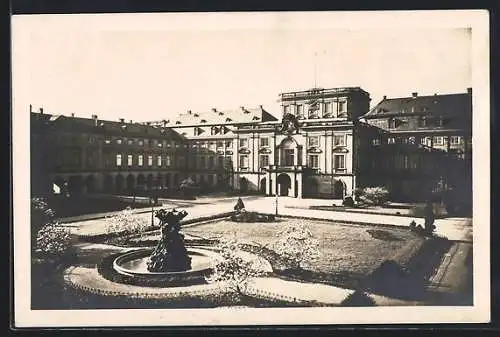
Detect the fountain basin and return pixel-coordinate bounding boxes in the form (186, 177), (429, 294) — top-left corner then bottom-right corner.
(112, 247), (218, 287)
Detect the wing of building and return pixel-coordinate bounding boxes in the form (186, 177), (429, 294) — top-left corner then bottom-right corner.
(30, 86), (472, 209)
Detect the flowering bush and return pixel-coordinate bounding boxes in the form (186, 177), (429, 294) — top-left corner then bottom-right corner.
(35, 222), (72, 258)
(31, 198), (56, 248)
(104, 207), (149, 243)
(206, 237), (266, 294)
(358, 187), (390, 206)
(271, 224), (321, 270)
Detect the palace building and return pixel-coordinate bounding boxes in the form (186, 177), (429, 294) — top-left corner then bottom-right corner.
(30, 86), (472, 204)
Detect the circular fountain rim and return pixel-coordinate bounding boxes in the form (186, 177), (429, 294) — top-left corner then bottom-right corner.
(112, 247), (218, 278)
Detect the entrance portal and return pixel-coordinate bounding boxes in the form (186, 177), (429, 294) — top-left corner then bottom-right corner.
(239, 177), (248, 192)
(277, 173), (291, 196)
(333, 180), (345, 199)
(260, 178), (266, 194)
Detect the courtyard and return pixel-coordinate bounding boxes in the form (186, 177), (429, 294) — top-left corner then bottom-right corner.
(31, 195), (473, 310)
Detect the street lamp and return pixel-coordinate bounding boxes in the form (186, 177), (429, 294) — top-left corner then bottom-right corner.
(275, 193), (279, 216)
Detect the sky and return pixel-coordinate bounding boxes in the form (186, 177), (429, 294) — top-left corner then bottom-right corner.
(12, 12), (472, 122)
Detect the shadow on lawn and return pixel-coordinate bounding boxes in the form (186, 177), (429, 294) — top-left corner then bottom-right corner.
(361, 236), (453, 302)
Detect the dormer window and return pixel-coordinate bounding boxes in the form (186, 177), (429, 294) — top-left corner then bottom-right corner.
(419, 116), (427, 127)
(194, 113), (199, 117)
(226, 118), (232, 122)
(175, 121), (181, 125)
(200, 119), (207, 123)
(252, 116), (260, 121)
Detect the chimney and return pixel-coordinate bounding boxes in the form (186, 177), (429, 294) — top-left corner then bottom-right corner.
(212, 108), (217, 113)
(119, 118), (125, 123)
(146, 122), (151, 126)
(412, 92), (418, 98)
(29, 104), (33, 113)
(240, 106), (245, 111)
(39, 108), (44, 114)
(467, 87), (472, 94)
(91, 114), (98, 126)
(383, 95), (387, 100)
(130, 120), (133, 124)
(71, 113), (75, 117)
(187, 110), (192, 115)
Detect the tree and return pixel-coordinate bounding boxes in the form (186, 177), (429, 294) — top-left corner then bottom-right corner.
(271, 224), (321, 270)
(35, 222), (72, 258)
(206, 237), (265, 295)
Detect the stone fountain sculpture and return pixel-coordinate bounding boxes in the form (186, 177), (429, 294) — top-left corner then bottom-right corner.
(146, 208), (192, 272)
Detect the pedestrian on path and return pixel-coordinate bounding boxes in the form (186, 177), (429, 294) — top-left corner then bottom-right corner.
(234, 197), (245, 212)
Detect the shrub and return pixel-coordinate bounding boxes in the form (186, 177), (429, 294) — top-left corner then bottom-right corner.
(104, 207), (150, 243)
(341, 291), (376, 307)
(342, 196), (355, 207)
(359, 187), (390, 206)
(271, 224), (321, 270)
(35, 222), (72, 258)
(206, 238), (266, 294)
(31, 198), (56, 248)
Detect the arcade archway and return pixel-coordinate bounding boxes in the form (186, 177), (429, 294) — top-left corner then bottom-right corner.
(277, 173), (291, 196)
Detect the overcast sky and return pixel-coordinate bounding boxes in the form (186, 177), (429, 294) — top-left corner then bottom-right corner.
(12, 12), (472, 122)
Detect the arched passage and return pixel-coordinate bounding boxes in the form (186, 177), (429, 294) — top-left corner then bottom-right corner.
(146, 173), (154, 190)
(103, 175), (113, 193)
(126, 174), (135, 193)
(260, 177), (267, 194)
(239, 177), (248, 192)
(277, 173), (291, 196)
(333, 180), (345, 199)
(304, 177), (319, 198)
(156, 173), (163, 188)
(85, 175), (96, 194)
(137, 174), (146, 189)
(115, 175), (125, 193)
(165, 173), (172, 188)
(68, 175), (83, 196)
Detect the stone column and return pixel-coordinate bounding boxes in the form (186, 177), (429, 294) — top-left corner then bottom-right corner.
(271, 172), (277, 196)
(290, 173), (296, 197)
(297, 172), (303, 198)
(265, 171), (271, 195)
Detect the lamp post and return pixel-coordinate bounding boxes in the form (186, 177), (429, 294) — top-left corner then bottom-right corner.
(275, 193), (279, 216)
(150, 196), (155, 227)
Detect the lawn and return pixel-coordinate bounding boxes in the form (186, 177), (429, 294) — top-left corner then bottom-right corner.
(184, 218), (425, 277)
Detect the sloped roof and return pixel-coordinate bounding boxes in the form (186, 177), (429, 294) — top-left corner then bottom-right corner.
(165, 106), (278, 126)
(363, 92), (472, 120)
(31, 112), (185, 140)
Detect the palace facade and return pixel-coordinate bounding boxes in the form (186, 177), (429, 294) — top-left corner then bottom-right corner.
(30, 86), (472, 204)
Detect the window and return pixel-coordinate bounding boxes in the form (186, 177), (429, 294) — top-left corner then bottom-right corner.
(239, 139), (248, 148)
(217, 141), (224, 148)
(208, 156), (214, 169)
(324, 102), (333, 115)
(372, 138), (381, 146)
(208, 174), (214, 185)
(260, 137), (269, 147)
(116, 138), (122, 145)
(334, 135), (345, 146)
(388, 137), (395, 144)
(388, 118), (397, 129)
(308, 136), (319, 147)
(403, 155), (409, 169)
(105, 139), (111, 144)
(201, 142), (208, 149)
(284, 105), (291, 114)
(409, 136), (416, 145)
(148, 155), (153, 166)
(239, 155), (249, 168)
(138, 140), (144, 146)
(157, 155), (162, 167)
(209, 142), (216, 150)
(259, 154), (269, 168)
(334, 155), (345, 170)
(116, 154), (122, 166)
(338, 101), (347, 113)
(284, 149), (294, 166)
(419, 117), (427, 127)
(217, 156), (224, 167)
(165, 155), (172, 167)
(166, 141), (172, 148)
(127, 139), (134, 145)
(225, 156), (233, 168)
(89, 136), (96, 144)
(450, 136), (461, 145)
(138, 155), (143, 166)
(308, 155), (319, 168)
(225, 140), (232, 148)
(433, 136), (444, 145)
(297, 104), (304, 116)
(127, 155), (133, 166)
(178, 156), (185, 167)
(157, 142), (163, 148)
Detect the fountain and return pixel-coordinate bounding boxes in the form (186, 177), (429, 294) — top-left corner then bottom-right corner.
(112, 208), (218, 286)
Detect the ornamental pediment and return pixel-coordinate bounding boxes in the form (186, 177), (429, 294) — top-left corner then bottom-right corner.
(307, 147), (323, 153)
(217, 150), (225, 155)
(226, 150), (233, 155)
(259, 148), (272, 154)
(333, 147), (349, 153)
(238, 148), (251, 154)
